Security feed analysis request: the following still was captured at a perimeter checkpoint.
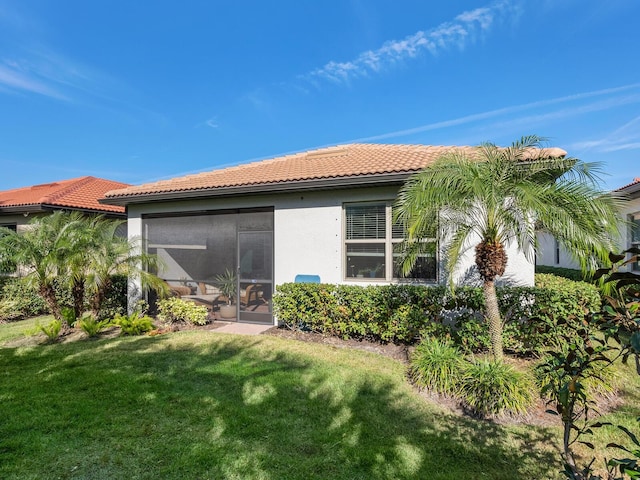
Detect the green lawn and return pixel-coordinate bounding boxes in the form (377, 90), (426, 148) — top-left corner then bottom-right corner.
(0, 319), (572, 479)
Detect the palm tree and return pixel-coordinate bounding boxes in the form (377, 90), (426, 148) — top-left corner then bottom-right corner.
(81, 217), (165, 318)
(395, 135), (621, 360)
(0, 212), (165, 331)
(0, 211), (84, 330)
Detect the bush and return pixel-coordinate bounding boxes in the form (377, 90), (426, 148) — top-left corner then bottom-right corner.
(95, 274), (128, 320)
(77, 314), (110, 338)
(409, 337), (464, 395)
(112, 312), (154, 336)
(273, 280), (602, 355)
(535, 265), (587, 282)
(459, 358), (535, 416)
(535, 353), (619, 402)
(157, 298), (209, 326)
(0, 277), (48, 321)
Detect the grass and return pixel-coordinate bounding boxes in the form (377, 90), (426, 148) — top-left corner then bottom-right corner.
(0, 315), (51, 344)
(0, 318), (562, 479)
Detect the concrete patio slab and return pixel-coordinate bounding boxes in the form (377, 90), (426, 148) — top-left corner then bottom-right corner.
(213, 322), (273, 335)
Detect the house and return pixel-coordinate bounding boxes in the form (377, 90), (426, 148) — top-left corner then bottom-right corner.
(536, 177), (640, 272)
(0, 176), (130, 234)
(102, 143), (566, 325)
(616, 177), (640, 271)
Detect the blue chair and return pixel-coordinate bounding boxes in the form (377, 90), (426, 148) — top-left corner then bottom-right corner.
(294, 274), (320, 284)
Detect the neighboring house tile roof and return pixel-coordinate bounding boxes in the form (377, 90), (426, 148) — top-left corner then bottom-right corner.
(0, 176), (130, 214)
(103, 143), (567, 204)
(615, 177), (640, 191)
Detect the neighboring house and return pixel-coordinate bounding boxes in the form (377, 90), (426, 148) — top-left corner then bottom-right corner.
(102, 143), (566, 325)
(617, 177), (640, 271)
(537, 177), (640, 272)
(0, 176), (130, 234)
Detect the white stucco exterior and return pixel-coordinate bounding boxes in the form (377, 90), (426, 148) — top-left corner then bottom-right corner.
(536, 181), (640, 272)
(126, 185), (535, 306)
(535, 230), (581, 270)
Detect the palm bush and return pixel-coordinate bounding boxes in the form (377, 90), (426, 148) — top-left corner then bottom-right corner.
(409, 337), (464, 395)
(459, 358), (535, 416)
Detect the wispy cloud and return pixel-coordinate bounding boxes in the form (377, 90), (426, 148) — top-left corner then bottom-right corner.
(196, 116), (220, 129)
(0, 62), (69, 100)
(570, 115), (640, 153)
(349, 83), (640, 143)
(303, 0), (522, 85)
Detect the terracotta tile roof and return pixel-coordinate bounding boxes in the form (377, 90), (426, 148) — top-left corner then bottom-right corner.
(615, 177), (640, 191)
(104, 143), (568, 201)
(0, 176), (130, 214)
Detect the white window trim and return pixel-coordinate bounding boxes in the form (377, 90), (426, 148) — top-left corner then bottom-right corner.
(343, 201), (437, 282)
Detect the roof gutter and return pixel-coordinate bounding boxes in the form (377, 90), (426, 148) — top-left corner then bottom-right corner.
(100, 172), (417, 206)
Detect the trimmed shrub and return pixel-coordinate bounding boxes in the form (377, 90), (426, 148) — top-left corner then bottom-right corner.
(0, 277), (48, 321)
(409, 337), (464, 395)
(157, 298), (209, 326)
(459, 358), (535, 416)
(273, 279), (601, 355)
(535, 265), (586, 282)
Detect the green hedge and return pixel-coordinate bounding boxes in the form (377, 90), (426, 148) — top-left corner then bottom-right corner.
(273, 274), (601, 356)
(534, 265), (586, 282)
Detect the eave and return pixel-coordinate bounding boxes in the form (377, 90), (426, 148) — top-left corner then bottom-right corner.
(100, 172), (416, 207)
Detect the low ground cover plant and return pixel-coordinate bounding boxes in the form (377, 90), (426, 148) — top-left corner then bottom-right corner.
(409, 337), (535, 417)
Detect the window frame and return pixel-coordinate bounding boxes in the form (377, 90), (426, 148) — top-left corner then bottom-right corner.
(630, 214), (640, 271)
(343, 201), (437, 282)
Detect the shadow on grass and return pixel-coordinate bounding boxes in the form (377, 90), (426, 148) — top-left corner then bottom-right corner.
(0, 332), (560, 479)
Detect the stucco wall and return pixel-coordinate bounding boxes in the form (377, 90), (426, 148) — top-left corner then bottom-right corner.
(126, 186), (535, 290)
(535, 231), (581, 270)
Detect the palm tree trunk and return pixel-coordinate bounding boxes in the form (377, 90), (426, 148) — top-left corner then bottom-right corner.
(39, 284), (69, 333)
(72, 279), (85, 320)
(482, 280), (504, 360)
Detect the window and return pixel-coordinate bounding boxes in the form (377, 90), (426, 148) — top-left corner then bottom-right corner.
(631, 215), (640, 271)
(344, 203), (436, 281)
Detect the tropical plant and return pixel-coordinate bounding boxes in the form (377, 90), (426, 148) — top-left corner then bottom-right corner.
(395, 135), (621, 359)
(539, 250), (640, 479)
(157, 297), (208, 325)
(77, 313), (110, 337)
(215, 268), (237, 305)
(0, 213), (165, 330)
(409, 336), (464, 395)
(36, 319), (62, 342)
(0, 212), (84, 330)
(79, 216), (166, 318)
(459, 358), (535, 416)
(111, 312), (154, 336)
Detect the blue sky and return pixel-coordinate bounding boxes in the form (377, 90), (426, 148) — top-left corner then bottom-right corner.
(0, 0), (638, 191)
